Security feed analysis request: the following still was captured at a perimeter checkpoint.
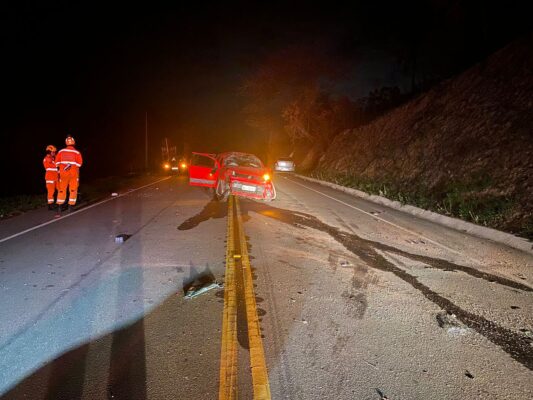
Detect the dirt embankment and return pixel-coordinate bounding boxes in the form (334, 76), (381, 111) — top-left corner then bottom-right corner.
(315, 35), (533, 238)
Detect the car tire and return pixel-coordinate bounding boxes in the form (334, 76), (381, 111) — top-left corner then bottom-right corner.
(216, 179), (230, 202)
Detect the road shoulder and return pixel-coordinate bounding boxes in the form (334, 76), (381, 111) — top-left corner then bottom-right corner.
(293, 174), (533, 256)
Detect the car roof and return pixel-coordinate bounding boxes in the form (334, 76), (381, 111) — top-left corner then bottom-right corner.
(218, 151), (258, 158)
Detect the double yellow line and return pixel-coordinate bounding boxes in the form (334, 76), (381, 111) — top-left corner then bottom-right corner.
(219, 196), (271, 400)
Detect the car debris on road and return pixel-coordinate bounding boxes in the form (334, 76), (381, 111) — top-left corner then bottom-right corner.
(184, 281), (223, 299)
(114, 234), (131, 243)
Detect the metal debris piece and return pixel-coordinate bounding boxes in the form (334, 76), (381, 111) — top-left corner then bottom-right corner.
(184, 282), (223, 299)
(375, 388), (389, 399)
(111, 192), (119, 197)
(114, 234), (131, 243)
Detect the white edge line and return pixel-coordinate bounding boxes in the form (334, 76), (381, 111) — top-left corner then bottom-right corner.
(0, 177), (171, 244)
(283, 176), (483, 265)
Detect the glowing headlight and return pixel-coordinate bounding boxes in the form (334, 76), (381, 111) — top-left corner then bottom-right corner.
(181, 163), (187, 169)
(164, 163), (170, 169)
(263, 173), (271, 182)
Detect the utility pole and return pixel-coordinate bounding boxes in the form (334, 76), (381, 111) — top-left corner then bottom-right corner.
(145, 112), (148, 171)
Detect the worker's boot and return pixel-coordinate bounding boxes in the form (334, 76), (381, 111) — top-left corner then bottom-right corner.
(68, 205), (75, 213)
(48, 204), (55, 211)
(60, 204), (68, 212)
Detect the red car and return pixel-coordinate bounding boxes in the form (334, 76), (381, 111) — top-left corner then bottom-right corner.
(189, 152), (276, 201)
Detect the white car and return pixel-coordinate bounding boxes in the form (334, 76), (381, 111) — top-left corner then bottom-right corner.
(274, 157), (295, 172)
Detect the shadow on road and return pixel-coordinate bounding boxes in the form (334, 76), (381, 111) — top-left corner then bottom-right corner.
(2, 313), (149, 400)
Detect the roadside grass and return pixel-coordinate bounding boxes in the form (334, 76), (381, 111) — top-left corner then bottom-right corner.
(0, 173), (147, 220)
(521, 221), (533, 241)
(0, 195), (43, 218)
(306, 169), (530, 240)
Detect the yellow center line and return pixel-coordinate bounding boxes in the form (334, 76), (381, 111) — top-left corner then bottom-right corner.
(218, 196), (271, 400)
(235, 197), (272, 400)
(219, 196), (238, 400)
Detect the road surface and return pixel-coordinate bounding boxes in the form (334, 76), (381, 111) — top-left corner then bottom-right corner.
(0, 174), (532, 399)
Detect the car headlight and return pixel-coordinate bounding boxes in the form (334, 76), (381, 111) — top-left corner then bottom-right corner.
(263, 173), (271, 182)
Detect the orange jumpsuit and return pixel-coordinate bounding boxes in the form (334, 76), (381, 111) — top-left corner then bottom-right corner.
(55, 146), (83, 206)
(43, 154), (58, 204)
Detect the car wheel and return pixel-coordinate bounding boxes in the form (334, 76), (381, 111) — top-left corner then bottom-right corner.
(216, 179), (230, 202)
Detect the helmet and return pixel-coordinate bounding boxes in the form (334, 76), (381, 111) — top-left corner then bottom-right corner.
(46, 145), (57, 153)
(65, 136), (76, 146)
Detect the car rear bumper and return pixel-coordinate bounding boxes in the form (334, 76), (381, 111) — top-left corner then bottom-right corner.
(230, 180), (276, 200)
(274, 166), (295, 172)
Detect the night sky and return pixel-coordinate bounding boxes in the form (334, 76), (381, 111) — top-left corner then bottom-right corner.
(1, 1), (530, 195)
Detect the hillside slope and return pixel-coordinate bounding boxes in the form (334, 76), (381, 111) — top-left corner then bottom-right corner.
(315, 35), (533, 238)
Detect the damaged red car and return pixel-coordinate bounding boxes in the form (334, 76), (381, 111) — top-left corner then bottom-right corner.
(188, 152), (276, 201)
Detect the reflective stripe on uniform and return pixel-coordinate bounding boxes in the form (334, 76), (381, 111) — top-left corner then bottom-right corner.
(46, 180), (55, 184)
(56, 200), (65, 204)
(58, 149), (80, 155)
(57, 161), (81, 166)
(46, 168), (57, 171)
(190, 178), (216, 185)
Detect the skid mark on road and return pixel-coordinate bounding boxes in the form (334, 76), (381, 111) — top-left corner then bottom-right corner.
(240, 201), (533, 371)
(283, 176), (487, 266)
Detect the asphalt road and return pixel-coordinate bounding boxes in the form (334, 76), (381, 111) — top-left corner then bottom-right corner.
(0, 174), (532, 399)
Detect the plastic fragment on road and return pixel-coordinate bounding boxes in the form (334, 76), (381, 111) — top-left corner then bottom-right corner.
(436, 311), (469, 336)
(340, 260), (352, 267)
(519, 328), (533, 338)
(111, 192), (118, 197)
(184, 281), (223, 299)
(115, 234), (131, 243)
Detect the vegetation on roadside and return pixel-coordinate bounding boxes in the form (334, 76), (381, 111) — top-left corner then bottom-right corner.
(307, 169), (532, 240)
(0, 173), (146, 219)
(0, 195), (43, 218)
(308, 38), (533, 242)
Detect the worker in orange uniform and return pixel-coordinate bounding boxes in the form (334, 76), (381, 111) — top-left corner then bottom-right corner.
(55, 135), (83, 212)
(43, 145), (58, 210)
